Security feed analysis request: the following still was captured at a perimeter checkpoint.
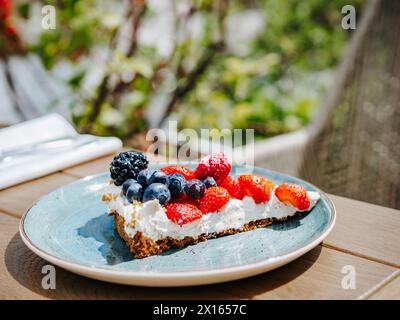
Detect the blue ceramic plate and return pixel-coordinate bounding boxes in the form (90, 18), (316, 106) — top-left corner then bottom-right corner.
(20, 164), (335, 287)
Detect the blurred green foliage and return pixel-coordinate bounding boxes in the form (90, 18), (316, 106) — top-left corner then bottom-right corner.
(29, 0), (116, 68)
(15, 0), (364, 143)
(178, 0), (364, 139)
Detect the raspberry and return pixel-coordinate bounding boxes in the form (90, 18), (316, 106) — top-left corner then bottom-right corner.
(195, 152), (231, 182)
(160, 165), (196, 180)
(275, 183), (311, 211)
(198, 187), (230, 214)
(165, 203), (203, 226)
(219, 176), (244, 200)
(238, 174), (275, 204)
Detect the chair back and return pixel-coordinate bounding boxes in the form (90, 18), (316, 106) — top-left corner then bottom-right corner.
(301, 0), (400, 209)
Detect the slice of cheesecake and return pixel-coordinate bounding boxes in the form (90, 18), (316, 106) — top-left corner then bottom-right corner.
(102, 151), (320, 259)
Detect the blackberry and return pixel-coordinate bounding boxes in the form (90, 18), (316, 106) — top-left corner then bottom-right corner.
(110, 151), (148, 186)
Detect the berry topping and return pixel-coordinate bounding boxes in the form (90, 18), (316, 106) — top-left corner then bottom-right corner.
(195, 152), (231, 182)
(126, 182), (143, 203)
(238, 174), (275, 204)
(202, 176), (217, 188)
(142, 183), (171, 206)
(148, 170), (168, 186)
(170, 194), (200, 207)
(185, 179), (206, 199)
(165, 203), (203, 226)
(275, 183), (311, 211)
(122, 178), (136, 195)
(110, 151), (148, 186)
(137, 169), (152, 188)
(167, 173), (186, 199)
(219, 175), (244, 200)
(198, 187), (230, 214)
(160, 165), (196, 180)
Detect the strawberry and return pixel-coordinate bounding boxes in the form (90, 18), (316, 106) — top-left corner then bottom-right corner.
(165, 203), (203, 226)
(195, 152), (231, 182)
(219, 175), (244, 200)
(198, 187), (230, 214)
(160, 165), (196, 180)
(238, 174), (275, 204)
(275, 183), (311, 211)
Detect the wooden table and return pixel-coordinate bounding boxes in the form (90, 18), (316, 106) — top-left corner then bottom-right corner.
(0, 152), (399, 300)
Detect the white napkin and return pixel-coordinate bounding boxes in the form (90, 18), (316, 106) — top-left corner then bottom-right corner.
(0, 113), (122, 190)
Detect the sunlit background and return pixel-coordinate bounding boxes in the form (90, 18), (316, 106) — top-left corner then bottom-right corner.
(1, 0), (363, 148)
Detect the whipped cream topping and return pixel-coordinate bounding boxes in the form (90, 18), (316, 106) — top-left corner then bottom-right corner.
(103, 183), (320, 241)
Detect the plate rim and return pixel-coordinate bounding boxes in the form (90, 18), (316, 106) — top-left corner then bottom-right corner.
(19, 166), (336, 283)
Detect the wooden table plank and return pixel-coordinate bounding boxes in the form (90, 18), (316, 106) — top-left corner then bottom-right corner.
(62, 154), (116, 178)
(368, 272), (400, 299)
(323, 194), (400, 268)
(0, 173), (78, 217)
(217, 245), (396, 300)
(0, 213), (47, 299)
(0, 210), (395, 300)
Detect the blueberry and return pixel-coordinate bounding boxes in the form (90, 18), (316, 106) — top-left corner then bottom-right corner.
(126, 182), (143, 203)
(168, 173), (185, 182)
(148, 170), (168, 185)
(168, 173), (186, 199)
(122, 178), (136, 195)
(137, 169), (151, 188)
(142, 183), (171, 206)
(202, 177), (217, 188)
(185, 179), (206, 199)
